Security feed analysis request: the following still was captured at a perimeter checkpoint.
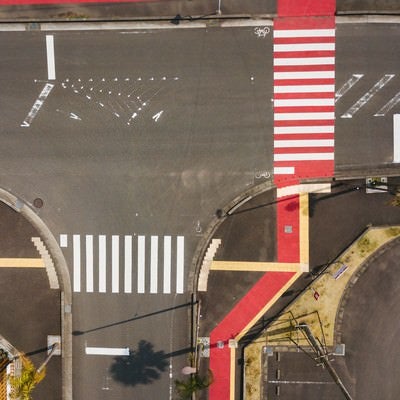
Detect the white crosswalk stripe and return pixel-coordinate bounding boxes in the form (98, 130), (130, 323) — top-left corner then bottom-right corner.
(60, 234), (185, 294)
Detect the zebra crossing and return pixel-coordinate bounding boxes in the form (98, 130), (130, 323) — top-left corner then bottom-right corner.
(59, 234), (185, 294)
(273, 17), (336, 186)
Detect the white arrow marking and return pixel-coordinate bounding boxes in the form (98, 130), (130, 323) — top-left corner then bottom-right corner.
(70, 113), (81, 120)
(152, 110), (163, 122)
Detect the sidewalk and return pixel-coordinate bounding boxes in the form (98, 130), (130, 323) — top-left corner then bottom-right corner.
(0, 0), (400, 22)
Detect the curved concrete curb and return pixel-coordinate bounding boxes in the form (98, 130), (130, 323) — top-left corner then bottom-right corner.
(334, 233), (400, 345)
(0, 188), (72, 400)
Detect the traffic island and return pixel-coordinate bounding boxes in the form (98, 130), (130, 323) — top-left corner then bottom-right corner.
(243, 225), (400, 400)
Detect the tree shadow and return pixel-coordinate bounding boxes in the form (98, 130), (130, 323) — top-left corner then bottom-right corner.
(110, 340), (169, 386)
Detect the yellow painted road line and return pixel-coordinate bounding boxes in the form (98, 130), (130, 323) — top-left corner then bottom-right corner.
(210, 260), (301, 272)
(230, 347), (236, 400)
(235, 271), (302, 342)
(0, 258), (44, 268)
(299, 192), (309, 268)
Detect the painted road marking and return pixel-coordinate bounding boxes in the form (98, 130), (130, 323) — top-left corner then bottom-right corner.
(274, 57), (335, 66)
(275, 112), (334, 120)
(85, 347), (129, 356)
(60, 234), (68, 248)
(137, 235), (145, 294)
(335, 74), (363, 102)
(163, 236), (172, 294)
(86, 235), (93, 293)
(99, 235), (106, 293)
(274, 153), (334, 161)
(274, 71), (334, 80)
(112, 235), (119, 293)
(375, 91), (400, 117)
(274, 29), (335, 38)
(46, 35), (56, 80)
(150, 236), (158, 293)
(274, 139), (334, 148)
(341, 74), (395, 118)
(210, 261), (301, 272)
(21, 83), (54, 127)
(275, 125), (334, 134)
(394, 114), (400, 163)
(274, 166), (295, 174)
(176, 236), (184, 294)
(274, 98), (334, 107)
(73, 235), (81, 292)
(274, 85), (334, 93)
(274, 43), (335, 52)
(124, 235), (132, 293)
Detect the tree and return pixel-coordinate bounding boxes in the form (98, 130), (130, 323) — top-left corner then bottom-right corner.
(174, 369), (213, 400)
(8, 343), (59, 400)
(8, 354), (45, 400)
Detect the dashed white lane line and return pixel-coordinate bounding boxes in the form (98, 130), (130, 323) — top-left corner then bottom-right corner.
(85, 346), (129, 356)
(176, 236), (184, 294)
(21, 83), (54, 127)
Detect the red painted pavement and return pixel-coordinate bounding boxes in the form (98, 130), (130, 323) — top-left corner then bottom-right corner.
(278, 0), (336, 17)
(208, 1), (336, 399)
(209, 271), (296, 399)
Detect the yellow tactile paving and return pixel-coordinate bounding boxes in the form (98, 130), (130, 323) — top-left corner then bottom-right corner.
(0, 258), (44, 268)
(210, 261), (301, 272)
(299, 192), (309, 268)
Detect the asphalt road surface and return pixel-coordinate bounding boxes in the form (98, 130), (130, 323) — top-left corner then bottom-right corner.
(0, 22), (399, 399)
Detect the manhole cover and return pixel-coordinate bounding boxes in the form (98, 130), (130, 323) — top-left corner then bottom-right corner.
(33, 198), (44, 208)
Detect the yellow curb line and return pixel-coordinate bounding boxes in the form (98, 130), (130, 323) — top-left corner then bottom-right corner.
(210, 261), (301, 272)
(0, 258), (44, 268)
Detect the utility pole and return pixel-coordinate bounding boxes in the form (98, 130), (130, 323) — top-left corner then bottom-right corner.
(296, 323), (353, 400)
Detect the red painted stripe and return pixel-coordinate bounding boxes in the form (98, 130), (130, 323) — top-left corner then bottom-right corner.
(274, 146), (334, 154)
(274, 50), (335, 58)
(274, 78), (335, 86)
(274, 36), (335, 44)
(274, 106), (335, 113)
(274, 133), (334, 140)
(274, 119), (335, 127)
(278, 1), (335, 17)
(274, 17), (336, 29)
(274, 64), (335, 72)
(274, 92), (335, 99)
(274, 160), (334, 174)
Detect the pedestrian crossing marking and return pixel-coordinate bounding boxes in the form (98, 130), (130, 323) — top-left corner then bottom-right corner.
(61, 234), (185, 294)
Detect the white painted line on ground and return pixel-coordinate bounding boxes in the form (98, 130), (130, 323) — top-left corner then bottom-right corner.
(21, 83), (54, 127)
(274, 71), (334, 80)
(275, 125), (334, 134)
(275, 112), (335, 121)
(274, 152), (334, 161)
(46, 35), (56, 80)
(150, 236), (158, 293)
(85, 346), (129, 356)
(176, 236), (184, 294)
(274, 98), (334, 107)
(111, 235), (119, 293)
(124, 236), (132, 293)
(274, 166), (295, 174)
(163, 236), (172, 294)
(341, 74), (395, 118)
(394, 114), (400, 163)
(274, 139), (334, 148)
(99, 235), (106, 293)
(274, 43), (335, 52)
(274, 57), (335, 66)
(274, 29), (335, 38)
(73, 235), (81, 292)
(335, 74), (364, 102)
(86, 235), (93, 293)
(375, 92), (400, 116)
(274, 85), (335, 93)
(60, 234), (68, 248)
(138, 236), (145, 293)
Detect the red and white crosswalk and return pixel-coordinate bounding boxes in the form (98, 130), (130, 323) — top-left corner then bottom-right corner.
(273, 17), (336, 187)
